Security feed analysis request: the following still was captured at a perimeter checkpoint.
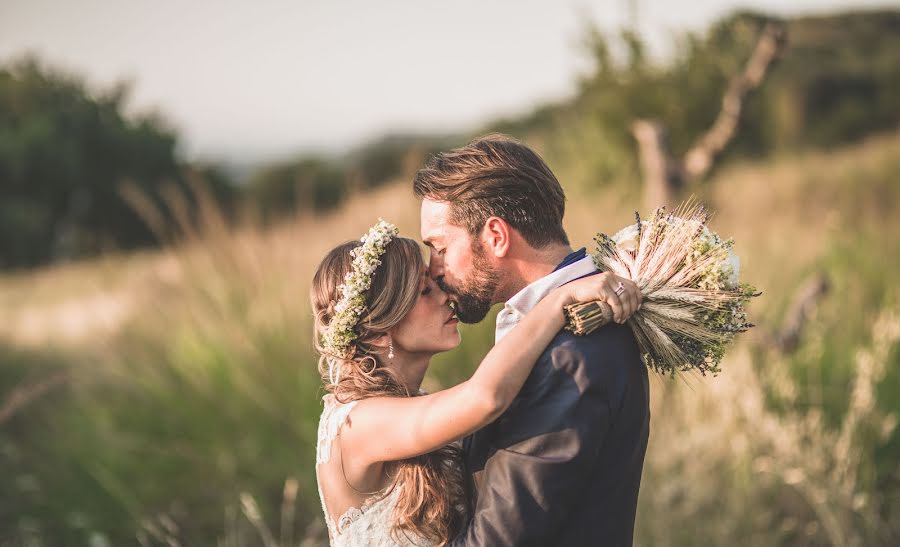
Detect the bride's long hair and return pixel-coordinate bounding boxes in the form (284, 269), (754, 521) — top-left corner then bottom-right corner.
(311, 237), (468, 546)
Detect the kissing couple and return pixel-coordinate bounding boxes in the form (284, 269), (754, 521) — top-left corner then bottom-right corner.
(312, 134), (650, 546)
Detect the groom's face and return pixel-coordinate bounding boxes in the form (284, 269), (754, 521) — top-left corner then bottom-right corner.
(420, 199), (500, 324)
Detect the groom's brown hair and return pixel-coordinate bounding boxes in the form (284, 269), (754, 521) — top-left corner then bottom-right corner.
(413, 134), (569, 247)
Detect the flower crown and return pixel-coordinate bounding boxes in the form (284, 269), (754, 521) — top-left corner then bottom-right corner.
(321, 219), (399, 370)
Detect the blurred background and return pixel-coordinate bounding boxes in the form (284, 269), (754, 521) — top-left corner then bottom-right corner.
(1, 0), (899, 545)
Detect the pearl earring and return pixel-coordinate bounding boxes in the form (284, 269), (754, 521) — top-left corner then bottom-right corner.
(388, 339), (395, 360)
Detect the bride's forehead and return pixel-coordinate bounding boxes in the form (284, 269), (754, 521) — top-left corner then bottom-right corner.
(417, 268), (433, 287)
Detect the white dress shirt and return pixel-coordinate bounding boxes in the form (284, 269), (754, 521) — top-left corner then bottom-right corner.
(494, 255), (598, 343)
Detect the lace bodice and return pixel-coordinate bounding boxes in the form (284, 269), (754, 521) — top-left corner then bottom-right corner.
(315, 395), (434, 547)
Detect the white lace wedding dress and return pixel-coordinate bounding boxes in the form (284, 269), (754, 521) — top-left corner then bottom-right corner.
(316, 394), (434, 547)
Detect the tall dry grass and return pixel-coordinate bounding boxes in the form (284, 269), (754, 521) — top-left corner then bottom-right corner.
(0, 131), (898, 545)
(636, 308), (899, 546)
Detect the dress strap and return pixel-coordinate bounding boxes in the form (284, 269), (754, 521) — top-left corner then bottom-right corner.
(316, 396), (359, 465)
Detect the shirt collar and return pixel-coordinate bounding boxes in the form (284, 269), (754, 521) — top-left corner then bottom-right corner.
(552, 247), (587, 272)
(494, 250), (597, 343)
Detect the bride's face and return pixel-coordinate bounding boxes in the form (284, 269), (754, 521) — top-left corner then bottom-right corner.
(391, 271), (461, 355)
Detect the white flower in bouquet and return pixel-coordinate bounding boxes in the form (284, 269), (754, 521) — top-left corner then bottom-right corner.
(723, 253), (740, 289)
(612, 223), (644, 252)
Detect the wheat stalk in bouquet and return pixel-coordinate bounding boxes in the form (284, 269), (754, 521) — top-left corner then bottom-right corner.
(564, 201), (759, 376)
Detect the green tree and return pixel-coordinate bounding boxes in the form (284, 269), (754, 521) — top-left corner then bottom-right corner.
(0, 56), (236, 269)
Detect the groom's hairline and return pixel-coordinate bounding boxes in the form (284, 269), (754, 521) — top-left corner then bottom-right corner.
(413, 138), (569, 248)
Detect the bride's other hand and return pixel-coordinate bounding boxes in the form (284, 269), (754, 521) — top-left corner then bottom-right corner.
(563, 272), (641, 324)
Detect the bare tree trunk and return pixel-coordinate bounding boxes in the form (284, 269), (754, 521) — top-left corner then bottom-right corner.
(632, 120), (681, 212)
(633, 22), (787, 211)
(683, 23), (787, 181)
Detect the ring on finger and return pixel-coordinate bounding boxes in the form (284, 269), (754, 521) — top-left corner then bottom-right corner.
(614, 281), (626, 296)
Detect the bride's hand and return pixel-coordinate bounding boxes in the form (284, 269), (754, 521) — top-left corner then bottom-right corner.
(561, 273), (641, 324)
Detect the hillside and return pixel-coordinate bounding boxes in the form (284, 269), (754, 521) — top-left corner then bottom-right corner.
(6, 9), (900, 273)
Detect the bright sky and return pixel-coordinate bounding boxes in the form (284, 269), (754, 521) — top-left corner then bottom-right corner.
(1, 0), (891, 162)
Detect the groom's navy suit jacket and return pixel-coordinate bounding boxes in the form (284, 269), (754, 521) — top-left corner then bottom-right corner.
(450, 268), (650, 546)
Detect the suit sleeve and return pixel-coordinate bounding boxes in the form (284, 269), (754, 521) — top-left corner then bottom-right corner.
(450, 341), (614, 547)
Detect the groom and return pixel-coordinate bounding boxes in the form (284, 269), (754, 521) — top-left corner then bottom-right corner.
(414, 134), (650, 546)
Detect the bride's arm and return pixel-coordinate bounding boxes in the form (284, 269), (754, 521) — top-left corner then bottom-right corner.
(342, 272), (638, 465)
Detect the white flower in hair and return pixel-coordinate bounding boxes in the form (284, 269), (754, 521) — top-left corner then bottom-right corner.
(321, 219), (399, 373)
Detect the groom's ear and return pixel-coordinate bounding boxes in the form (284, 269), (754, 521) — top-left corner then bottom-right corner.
(482, 216), (511, 258)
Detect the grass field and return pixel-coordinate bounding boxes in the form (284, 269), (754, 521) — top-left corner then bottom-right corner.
(1, 130), (898, 546)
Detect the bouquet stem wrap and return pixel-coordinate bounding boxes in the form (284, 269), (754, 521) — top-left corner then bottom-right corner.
(564, 301), (614, 335)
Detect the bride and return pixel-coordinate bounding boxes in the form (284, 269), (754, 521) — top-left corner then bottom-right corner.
(311, 220), (635, 546)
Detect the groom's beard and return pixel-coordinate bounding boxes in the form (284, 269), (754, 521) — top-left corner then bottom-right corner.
(437, 246), (500, 324)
